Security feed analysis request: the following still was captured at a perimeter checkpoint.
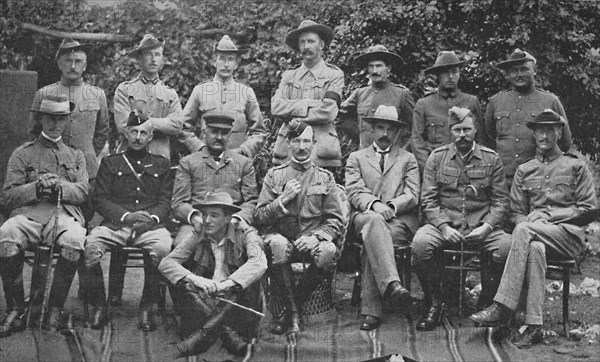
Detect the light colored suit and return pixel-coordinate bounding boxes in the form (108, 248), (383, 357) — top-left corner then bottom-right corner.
(345, 144), (420, 317)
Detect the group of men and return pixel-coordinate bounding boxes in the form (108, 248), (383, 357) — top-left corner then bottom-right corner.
(0, 17), (597, 357)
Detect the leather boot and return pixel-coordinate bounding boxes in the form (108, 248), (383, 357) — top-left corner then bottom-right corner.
(83, 264), (108, 329)
(269, 264), (300, 335)
(0, 253), (26, 337)
(175, 303), (234, 358)
(108, 250), (127, 306)
(44, 257), (78, 330)
(138, 263), (159, 332)
(415, 259), (443, 331)
(220, 325), (249, 356)
(477, 259), (504, 310)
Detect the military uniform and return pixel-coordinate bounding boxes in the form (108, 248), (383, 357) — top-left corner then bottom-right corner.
(113, 74), (184, 159)
(158, 219), (266, 337)
(29, 80), (109, 179)
(482, 88), (572, 182)
(0, 136), (88, 329)
(271, 59), (345, 167)
(493, 147), (597, 325)
(411, 89), (482, 171)
(413, 142), (511, 316)
(339, 80), (414, 149)
(171, 148), (258, 247)
(179, 77), (267, 158)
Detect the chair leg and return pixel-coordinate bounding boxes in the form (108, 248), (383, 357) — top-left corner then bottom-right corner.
(563, 266), (570, 337)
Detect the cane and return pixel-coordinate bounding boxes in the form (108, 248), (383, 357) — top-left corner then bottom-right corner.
(457, 185), (478, 322)
(38, 186), (63, 330)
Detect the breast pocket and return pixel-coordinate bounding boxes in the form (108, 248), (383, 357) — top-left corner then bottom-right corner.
(494, 111), (511, 135)
(60, 162), (81, 182)
(521, 178), (543, 198)
(440, 167), (460, 189)
(426, 117), (447, 145)
(305, 185), (327, 216)
(553, 175), (576, 199)
(466, 166), (491, 196)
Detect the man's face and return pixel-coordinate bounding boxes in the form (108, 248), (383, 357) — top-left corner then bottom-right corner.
(437, 66), (460, 92)
(125, 124), (153, 151)
(202, 206), (231, 238)
(57, 51), (87, 82)
(138, 47), (164, 77)
(450, 117), (476, 152)
(214, 52), (238, 81)
(289, 126), (314, 162)
(367, 60), (391, 85)
(298, 32), (323, 64)
(373, 120), (399, 150)
(507, 61), (535, 91)
(533, 125), (561, 153)
(40, 113), (69, 139)
(205, 126), (231, 154)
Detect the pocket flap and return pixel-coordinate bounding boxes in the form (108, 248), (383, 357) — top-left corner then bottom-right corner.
(522, 178), (542, 190)
(495, 111), (510, 119)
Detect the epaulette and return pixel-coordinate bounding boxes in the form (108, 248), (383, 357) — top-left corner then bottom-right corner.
(563, 152), (579, 159)
(148, 151), (168, 160)
(391, 82), (410, 91)
(316, 165), (334, 178)
(521, 156), (536, 165)
(431, 144), (450, 154)
(288, 64), (302, 70)
(535, 87), (557, 96)
(123, 77), (138, 85)
(488, 90), (508, 101)
(21, 140), (36, 148)
(272, 162), (290, 170)
(324, 62), (342, 71)
(479, 145), (498, 155)
(105, 151), (125, 159)
(422, 90), (437, 97)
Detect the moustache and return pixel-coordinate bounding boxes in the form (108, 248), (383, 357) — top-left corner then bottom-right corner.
(378, 136), (390, 143)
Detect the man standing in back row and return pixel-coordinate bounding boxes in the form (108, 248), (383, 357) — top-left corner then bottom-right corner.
(271, 20), (345, 169)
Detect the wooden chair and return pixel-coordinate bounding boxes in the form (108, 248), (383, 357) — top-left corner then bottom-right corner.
(546, 259), (577, 336)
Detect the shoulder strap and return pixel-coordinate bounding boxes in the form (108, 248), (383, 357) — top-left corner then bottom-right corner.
(121, 154), (148, 192)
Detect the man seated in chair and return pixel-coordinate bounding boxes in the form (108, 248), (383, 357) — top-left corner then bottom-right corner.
(345, 105), (420, 330)
(255, 122), (346, 335)
(159, 192), (266, 357)
(0, 94), (89, 335)
(412, 106), (511, 331)
(470, 109), (597, 349)
(83, 112), (173, 331)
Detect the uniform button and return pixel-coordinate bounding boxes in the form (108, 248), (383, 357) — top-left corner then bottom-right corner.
(517, 109), (521, 112)
(136, 187), (140, 191)
(137, 160), (141, 164)
(135, 200), (139, 203)
(547, 189), (551, 193)
(545, 175), (549, 179)
(118, 172), (122, 176)
(374, 91), (378, 94)
(372, 109), (376, 112)
(515, 154), (519, 157)
(516, 123), (520, 126)
(515, 138), (519, 142)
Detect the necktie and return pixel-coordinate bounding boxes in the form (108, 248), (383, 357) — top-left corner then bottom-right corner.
(377, 150), (389, 172)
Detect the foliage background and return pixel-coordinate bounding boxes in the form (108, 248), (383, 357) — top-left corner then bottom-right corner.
(1, 0), (599, 183)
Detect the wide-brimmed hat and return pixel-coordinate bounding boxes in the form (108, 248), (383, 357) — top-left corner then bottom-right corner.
(424, 51), (468, 74)
(55, 38), (90, 60)
(285, 20), (334, 52)
(213, 35), (246, 54)
(496, 48), (536, 70)
(193, 192), (242, 214)
(128, 34), (165, 57)
(204, 113), (235, 129)
(526, 109), (565, 129)
(354, 44), (404, 69)
(29, 94), (75, 115)
(448, 106), (475, 128)
(363, 105), (409, 127)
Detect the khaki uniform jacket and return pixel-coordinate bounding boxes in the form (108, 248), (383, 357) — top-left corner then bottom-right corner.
(114, 74), (184, 159)
(29, 79), (109, 179)
(482, 87), (572, 179)
(93, 149), (172, 230)
(1, 137), (89, 226)
(179, 76), (267, 158)
(510, 147), (597, 257)
(411, 89), (482, 172)
(254, 161), (345, 243)
(159, 219), (266, 289)
(345, 145), (420, 233)
(271, 59), (345, 167)
(339, 81), (414, 149)
(421, 142), (509, 231)
(171, 148), (258, 225)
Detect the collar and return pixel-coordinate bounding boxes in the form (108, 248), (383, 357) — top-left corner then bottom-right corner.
(125, 147), (149, 160)
(536, 146), (562, 163)
(141, 75), (160, 85)
(60, 77), (83, 87)
(514, 84), (535, 96)
(290, 158), (313, 170)
(38, 134), (63, 148)
(371, 79), (391, 90)
(41, 132), (62, 144)
(449, 142), (481, 161)
(438, 87), (459, 99)
(373, 142), (391, 154)
(296, 58), (326, 80)
(213, 75), (235, 85)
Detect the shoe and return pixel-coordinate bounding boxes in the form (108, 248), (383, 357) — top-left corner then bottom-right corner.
(220, 326), (249, 356)
(416, 303), (443, 331)
(511, 325), (543, 349)
(138, 310), (156, 332)
(44, 307), (63, 331)
(384, 281), (410, 308)
(359, 315), (381, 331)
(0, 310), (24, 337)
(270, 310), (300, 335)
(469, 302), (511, 327)
(90, 307), (108, 330)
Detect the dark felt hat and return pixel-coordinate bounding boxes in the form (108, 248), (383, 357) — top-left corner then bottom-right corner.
(526, 109), (565, 129)
(354, 44), (403, 69)
(285, 20), (334, 52)
(29, 94), (75, 115)
(193, 192), (242, 214)
(424, 51), (468, 74)
(128, 34), (165, 57)
(496, 48), (536, 70)
(55, 38), (90, 60)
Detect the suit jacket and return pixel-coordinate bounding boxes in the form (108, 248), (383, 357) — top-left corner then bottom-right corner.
(345, 145), (420, 233)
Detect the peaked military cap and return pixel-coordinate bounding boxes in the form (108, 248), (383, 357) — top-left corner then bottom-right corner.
(204, 113), (235, 129)
(354, 44), (404, 69)
(29, 94), (75, 114)
(424, 51), (468, 74)
(285, 20), (334, 52)
(496, 48), (537, 69)
(526, 109), (565, 129)
(128, 34), (165, 57)
(55, 38), (90, 60)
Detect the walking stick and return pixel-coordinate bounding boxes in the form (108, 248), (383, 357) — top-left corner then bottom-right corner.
(38, 186), (62, 330)
(458, 185), (478, 322)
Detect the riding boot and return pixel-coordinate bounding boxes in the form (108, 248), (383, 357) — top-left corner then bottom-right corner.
(415, 259), (443, 331)
(175, 302), (234, 358)
(0, 253), (26, 337)
(83, 264), (108, 329)
(138, 257), (160, 332)
(108, 249), (127, 306)
(477, 259), (504, 310)
(45, 257), (78, 330)
(296, 264), (328, 309)
(270, 263), (300, 335)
